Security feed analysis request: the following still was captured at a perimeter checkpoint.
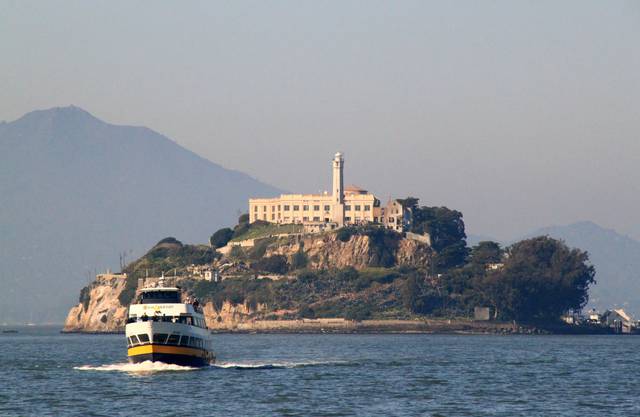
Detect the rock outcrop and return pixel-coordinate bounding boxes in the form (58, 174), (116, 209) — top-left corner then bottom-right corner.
(63, 232), (432, 332)
(265, 233), (431, 270)
(63, 275), (128, 332)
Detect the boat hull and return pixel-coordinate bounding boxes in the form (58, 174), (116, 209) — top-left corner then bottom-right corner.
(129, 352), (210, 367)
(128, 344), (214, 367)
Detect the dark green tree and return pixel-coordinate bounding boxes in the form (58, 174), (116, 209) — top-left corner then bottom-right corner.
(210, 228), (234, 248)
(479, 236), (596, 321)
(470, 241), (503, 265)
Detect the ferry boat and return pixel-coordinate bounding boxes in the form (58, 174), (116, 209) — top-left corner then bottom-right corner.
(125, 281), (215, 367)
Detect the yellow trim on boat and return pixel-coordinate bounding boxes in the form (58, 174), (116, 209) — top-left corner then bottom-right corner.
(127, 344), (204, 357)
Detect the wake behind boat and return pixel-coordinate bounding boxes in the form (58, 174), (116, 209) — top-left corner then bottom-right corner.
(125, 279), (215, 367)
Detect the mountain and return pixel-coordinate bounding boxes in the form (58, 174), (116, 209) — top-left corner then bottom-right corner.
(519, 221), (640, 317)
(0, 106), (281, 324)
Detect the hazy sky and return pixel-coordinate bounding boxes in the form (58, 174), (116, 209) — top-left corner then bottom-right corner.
(2, 1), (639, 241)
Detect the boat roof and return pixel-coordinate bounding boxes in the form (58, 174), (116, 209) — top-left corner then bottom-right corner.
(139, 287), (180, 292)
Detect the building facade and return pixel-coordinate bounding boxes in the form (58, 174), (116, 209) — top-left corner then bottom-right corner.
(249, 152), (410, 232)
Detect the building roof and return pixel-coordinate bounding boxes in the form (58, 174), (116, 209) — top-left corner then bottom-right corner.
(344, 184), (367, 194)
(613, 309), (632, 322)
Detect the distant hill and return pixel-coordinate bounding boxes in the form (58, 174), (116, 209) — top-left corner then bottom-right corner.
(519, 221), (640, 317)
(0, 106), (281, 324)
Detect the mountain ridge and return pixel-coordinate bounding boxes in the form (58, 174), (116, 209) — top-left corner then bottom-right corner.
(0, 105), (282, 323)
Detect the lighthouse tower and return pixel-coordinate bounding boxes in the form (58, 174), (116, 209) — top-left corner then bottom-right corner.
(332, 152), (345, 226)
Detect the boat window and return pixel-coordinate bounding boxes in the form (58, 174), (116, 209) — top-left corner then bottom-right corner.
(167, 334), (180, 345)
(140, 290), (180, 304)
(179, 335), (189, 346)
(153, 333), (168, 344)
(137, 333), (150, 343)
(188, 336), (196, 347)
(130, 335), (140, 345)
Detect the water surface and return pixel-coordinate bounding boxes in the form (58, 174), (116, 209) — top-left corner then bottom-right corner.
(1, 326), (638, 416)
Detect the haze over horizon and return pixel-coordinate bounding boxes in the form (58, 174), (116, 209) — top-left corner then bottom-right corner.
(1, 1), (639, 241)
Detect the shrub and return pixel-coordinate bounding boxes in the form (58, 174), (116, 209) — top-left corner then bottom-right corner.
(79, 285), (92, 310)
(345, 304), (372, 321)
(298, 303), (315, 318)
(249, 238), (273, 260)
(336, 267), (359, 282)
(238, 213), (250, 224)
(157, 237), (183, 246)
(254, 255), (289, 274)
(229, 246), (246, 260)
(290, 249), (308, 270)
(297, 270), (318, 284)
(336, 227), (355, 242)
(210, 228), (234, 248)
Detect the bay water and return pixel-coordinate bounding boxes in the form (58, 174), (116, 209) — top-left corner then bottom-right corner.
(1, 326), (638, 416)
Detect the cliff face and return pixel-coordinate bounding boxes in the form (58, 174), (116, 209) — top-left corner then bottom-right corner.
(265, 233), (431, 270)
(63, 275), (128, 332)
(63, 233), (432, 332)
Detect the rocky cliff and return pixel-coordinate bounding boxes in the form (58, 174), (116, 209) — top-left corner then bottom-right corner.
(63, 274), (128, 332)
(63, 232), (432, 332)
(266, 233), (431, 270)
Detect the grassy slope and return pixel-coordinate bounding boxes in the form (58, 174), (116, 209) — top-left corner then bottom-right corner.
(230, 223), (303, 242)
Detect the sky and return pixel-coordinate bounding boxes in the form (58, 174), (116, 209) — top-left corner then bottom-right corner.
(1, 0), (639, 241)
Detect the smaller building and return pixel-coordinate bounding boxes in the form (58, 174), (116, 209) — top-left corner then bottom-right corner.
(474, 306), (491, 321)
(602, 309), (635, 334)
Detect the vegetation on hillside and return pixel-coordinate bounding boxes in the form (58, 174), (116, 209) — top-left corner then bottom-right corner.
(226, 215), (303, 242)
(107, 206), (595, 324)
(118, 237), (219, 305)
(399, 197), (468, 271)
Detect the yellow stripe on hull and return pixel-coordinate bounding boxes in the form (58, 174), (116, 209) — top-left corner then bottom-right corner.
(128, 344), (206, 358)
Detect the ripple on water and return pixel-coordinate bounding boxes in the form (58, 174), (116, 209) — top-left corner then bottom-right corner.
(74, 360), (198, 373)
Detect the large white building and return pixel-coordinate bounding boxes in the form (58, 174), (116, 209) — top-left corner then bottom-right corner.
(249, 153), (411, 232)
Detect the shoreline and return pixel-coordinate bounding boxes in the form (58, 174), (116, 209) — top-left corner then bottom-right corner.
(60, 319), (622, 335)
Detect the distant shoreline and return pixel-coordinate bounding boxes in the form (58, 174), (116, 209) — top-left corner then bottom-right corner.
(60, 319), (622, 336)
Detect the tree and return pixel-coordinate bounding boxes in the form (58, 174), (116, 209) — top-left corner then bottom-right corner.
(210, 228), (234, 248)
(470, 241), (502, 265)
(399, 198), (468, 271)
(479, 236), (596, 321)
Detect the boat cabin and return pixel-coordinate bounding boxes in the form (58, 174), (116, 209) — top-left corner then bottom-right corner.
(138, 287), (181, 304)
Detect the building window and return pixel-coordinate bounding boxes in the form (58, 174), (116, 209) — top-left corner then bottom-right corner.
(389, 218), (394, 223)
(313, 216), (320, 222)
(345, 217), (351, 222)
(313, 205), (320, 211)
(278, 205), (281, 211)
(355, 205), (361, 211)
(284, 205), (290, 211)
(303, 205), (309, 211)
(254, 206), (258, 212)
(324, 205), (330, 211)
(374, 217), (378, 223)
(303, 216), (309, 222)
(364, 205), (371, 211)
(263, 206), (267, 211)
(293, 205), (300, 211)
(271, 213), (275, 220)
(345, 205), (351, 211)
(263, 214), (267, 220)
